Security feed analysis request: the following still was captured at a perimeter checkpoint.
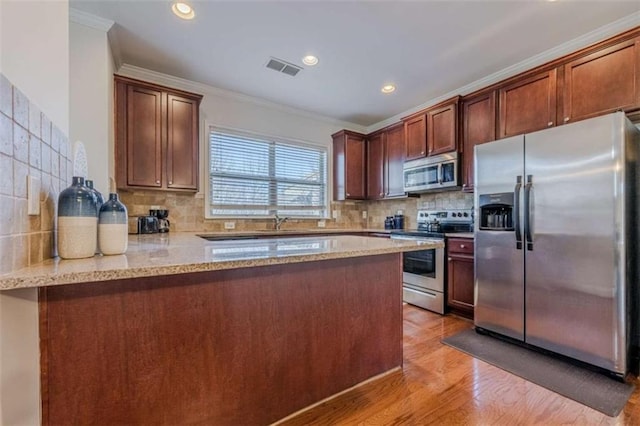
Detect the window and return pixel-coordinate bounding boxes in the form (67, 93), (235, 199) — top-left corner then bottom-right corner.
(207, 127), (328, 218)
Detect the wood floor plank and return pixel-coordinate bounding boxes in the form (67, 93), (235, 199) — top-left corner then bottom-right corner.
(279, 305), (640, 425)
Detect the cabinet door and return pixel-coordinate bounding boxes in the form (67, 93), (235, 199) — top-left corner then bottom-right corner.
(427, 102), (457, 156)
(367, 133), (385, 200)
(126, 85), (163, 188)
(345, 134), (367, 199)
(462, 92), (496, 192)
(563, 37), (640, 124)
(447, 253), (475, 319)
(404, 114), (427, 160)
(385, 125), (405, 197)
(498, 69), (557, 138)
(166, 94), (199, 191)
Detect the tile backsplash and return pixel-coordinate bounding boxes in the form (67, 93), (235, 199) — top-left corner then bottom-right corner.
(119, 188), (474, 233)
(0, 73), (71, 274)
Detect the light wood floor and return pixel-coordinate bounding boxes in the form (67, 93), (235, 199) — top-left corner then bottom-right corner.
(281, 304), (640, 425)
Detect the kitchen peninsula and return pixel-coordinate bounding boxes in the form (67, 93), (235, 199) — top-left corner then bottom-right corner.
(1, 234), (440, 425)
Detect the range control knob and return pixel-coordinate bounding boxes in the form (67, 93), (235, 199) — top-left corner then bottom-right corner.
(463, 212), (469, 217)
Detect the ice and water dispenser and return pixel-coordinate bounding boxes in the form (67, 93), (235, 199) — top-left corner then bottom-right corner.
(479, 192), (514, 230)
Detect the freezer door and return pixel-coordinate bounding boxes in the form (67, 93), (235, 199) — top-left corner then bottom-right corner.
(524, 113), (629, 373)
(474, 135), (525, 340)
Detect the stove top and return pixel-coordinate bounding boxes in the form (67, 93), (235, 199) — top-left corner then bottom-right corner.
(391, 208), (474, 239)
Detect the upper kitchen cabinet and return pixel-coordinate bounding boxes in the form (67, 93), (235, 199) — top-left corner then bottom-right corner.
(385, 123), (406, 197)
(427, 97), (460, 156)
(332, 130), (367, 200)
(498, 69), (557, 139)
(562, 37), (640, 124)
(403, 112), (427, 161)
(367, 132), (385, 200)
(461, 91), (496, 192)
(403, 97), (460, 161)
(367, 123), (406, 200)
(115, 75), (203, 192)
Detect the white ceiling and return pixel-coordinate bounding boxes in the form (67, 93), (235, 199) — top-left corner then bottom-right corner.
(70, 1), (640, 128)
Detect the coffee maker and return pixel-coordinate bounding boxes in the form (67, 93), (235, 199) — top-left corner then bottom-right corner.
(150, 209), (170, 233)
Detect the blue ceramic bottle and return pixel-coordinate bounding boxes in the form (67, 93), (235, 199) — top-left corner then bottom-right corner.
(85, 179), (104, 253)
(85, 180), (104, 215)
(98, 193), (128, 255)
(57, 176), (98, 259)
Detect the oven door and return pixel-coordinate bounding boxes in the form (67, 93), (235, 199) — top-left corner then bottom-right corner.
(402, 245), (445, 293)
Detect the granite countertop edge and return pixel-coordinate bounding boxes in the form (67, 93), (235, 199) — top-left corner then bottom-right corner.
(0, 232), (442, 291)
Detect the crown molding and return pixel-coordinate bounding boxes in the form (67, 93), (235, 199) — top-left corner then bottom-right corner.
(368, 12), (640, 133)
(69, 8), (114, 32)
(117, 64), (367, 133)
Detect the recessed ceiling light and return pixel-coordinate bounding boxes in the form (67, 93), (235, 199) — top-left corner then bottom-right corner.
(381, 84), (396, 94)
(172, 2), (195, 20)
(302, 55), (319, 66)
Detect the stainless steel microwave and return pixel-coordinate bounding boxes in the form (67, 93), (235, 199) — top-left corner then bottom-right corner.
(403, 152), (460, 193)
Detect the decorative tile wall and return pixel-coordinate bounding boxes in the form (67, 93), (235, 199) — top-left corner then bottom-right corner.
(365, 191), (474, 230)
(0, 73), (71, 274)
(119, 188), (474, 233)
(118, 189), (368, 233)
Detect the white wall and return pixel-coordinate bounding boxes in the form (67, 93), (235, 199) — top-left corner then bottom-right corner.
(0, 1), (69, 424)
(0, 0), (69, 135)
(70, 21), (114, 194)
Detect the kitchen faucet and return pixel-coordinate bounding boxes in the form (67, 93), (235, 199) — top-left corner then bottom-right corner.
(274, 214), (288, 231)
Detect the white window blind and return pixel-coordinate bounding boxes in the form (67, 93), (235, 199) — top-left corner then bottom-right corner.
(208, 128), (328, 218)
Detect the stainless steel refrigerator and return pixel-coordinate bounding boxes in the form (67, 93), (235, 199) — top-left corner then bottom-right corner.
(474, 112), (640, 377)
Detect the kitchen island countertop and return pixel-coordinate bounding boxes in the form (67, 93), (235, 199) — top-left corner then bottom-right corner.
(0, 233), (442, 290)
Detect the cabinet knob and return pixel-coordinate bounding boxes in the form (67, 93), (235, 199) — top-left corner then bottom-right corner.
(380, 193), (384, 197)
(564, 117), (570, 122)
(156, 180), (160, 184)
(421, 151), (425, 155)
(169, 181), (173, 185)
(448, 257), (452, 261)
(346, 193), (350, 196)
(460, 244), (466, 249)
(547, 122), (553, 127)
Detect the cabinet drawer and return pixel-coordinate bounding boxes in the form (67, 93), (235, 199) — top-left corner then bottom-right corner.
(448, 238), (474, 254)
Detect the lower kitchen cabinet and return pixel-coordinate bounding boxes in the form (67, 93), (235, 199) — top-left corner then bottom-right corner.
(447, 237), (474, 319)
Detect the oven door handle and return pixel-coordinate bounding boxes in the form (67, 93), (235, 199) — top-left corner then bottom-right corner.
(514, 176), (522, 250)
(438, 164), (443, 185)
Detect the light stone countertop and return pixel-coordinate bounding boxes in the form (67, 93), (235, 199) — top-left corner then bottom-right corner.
(0, 232), (442, 291)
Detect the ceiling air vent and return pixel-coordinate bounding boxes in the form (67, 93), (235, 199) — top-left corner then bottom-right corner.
(265, 57), (302, 77)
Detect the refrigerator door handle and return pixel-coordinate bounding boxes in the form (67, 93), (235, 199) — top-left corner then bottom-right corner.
(524, 175), (533, 250)
(514, 176), (522, 250)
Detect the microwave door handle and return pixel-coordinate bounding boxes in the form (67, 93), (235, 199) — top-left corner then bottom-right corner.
(514, 176), (522, 250)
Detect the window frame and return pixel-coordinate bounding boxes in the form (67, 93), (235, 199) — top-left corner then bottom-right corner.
(204, 125), (330, 220)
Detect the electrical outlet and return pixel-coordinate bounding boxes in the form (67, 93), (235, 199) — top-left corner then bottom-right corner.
(332, 210), (339, 219)
(362, 211), (367, 219)
(224, 221), (236, 230)
(396, 209), (404, 215)
(317, 220), (326, 228)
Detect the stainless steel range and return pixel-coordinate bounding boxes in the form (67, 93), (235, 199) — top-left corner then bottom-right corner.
(390, 209), (473, 314)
